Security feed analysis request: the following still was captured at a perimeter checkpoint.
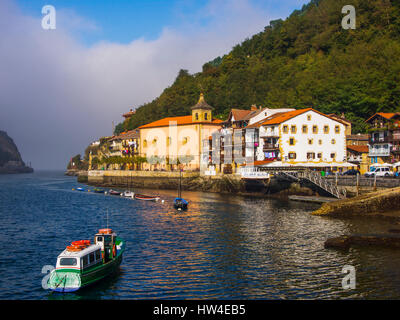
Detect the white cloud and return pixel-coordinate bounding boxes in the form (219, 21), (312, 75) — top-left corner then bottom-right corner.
(0, 0), (275, 169)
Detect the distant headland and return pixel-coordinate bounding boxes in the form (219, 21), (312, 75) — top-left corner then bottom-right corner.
(0, 130), (33, 174)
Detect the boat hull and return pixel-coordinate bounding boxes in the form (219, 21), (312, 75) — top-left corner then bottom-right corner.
(174, 198), (188, 210)
(135, 194), (159, 201)
(48, 240), (125, 292)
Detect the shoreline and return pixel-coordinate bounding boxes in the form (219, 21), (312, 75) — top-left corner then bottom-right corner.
(68, 169), (400, 219)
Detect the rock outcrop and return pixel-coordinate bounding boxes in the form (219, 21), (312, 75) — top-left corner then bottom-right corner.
(312, 187), (400, 218)
(0, 131), (33, 174)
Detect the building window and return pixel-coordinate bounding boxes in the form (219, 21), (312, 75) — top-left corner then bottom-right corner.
(335, 125), (340, 134)
(307, 115), (312, 121)
(302, 125), (308, 133)
(317, 153), (322, 159)
(291, 125), (297, 134)
(318, 139), (322, 145)
(167, 137), (171, 146)
(331, 139), (336, 144)
(324, 125), (329, 134)
(288, 152), (296, 159)
(330, 152), (336, 159)
(195, 113), (199, 121)
(283, 125), (288, 133)
(308, 139), (313, 145)
(307, 152), (316, 160)
(289, 138), (295, 146)
(205, 113), (208, 120)
(312, 125), (318, 134)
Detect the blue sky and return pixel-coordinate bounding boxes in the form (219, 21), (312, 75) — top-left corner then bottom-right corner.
(2, 0), (310, 169)
(16, 0), (309, 45)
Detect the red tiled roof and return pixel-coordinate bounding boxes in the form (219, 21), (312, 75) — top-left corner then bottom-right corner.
(347, 145), (369, 153)
(138, 115), (223, 129)
(347, 134), (369, 140)
(231, 109), (252, 121)
(241, 160), (274, 167)
(123, 109), (136, 118)
(261, 108), (312, 125)
(247, 108), (350, 127)
(365, 112), (400, 123)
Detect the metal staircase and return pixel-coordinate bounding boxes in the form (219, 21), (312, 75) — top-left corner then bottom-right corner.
(275, 170), (346, 199)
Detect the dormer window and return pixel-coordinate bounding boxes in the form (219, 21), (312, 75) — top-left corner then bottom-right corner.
(195, 113), (199, 121)
(205, 113), (208, 120)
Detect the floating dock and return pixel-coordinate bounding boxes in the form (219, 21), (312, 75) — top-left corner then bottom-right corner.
(288, 195), (337, 204)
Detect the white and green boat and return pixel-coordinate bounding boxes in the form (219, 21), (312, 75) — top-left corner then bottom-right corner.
(47, 228), (125, 292)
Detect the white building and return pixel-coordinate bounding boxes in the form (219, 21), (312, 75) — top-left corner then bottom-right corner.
(247, 108), (347, 164)
(248, 107), (295, 126)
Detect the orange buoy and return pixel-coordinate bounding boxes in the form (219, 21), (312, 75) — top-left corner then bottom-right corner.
(98, 228), (112, 234)
(66, 245), (82, 252)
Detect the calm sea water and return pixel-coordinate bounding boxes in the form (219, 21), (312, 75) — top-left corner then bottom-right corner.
(1, 171), (400, 300)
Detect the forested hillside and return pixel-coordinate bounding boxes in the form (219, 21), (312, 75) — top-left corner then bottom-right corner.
(119, 0), (400, 134)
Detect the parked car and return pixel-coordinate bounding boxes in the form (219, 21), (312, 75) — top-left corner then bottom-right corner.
(364, 166), (394, 177)
(343, 169), (360, 176)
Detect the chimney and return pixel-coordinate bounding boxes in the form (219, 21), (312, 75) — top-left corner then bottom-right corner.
(251, 104), (257, 111)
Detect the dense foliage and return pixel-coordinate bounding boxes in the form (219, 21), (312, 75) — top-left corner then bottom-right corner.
(119, 0), (400, 134)
(67, 154), (88, 170)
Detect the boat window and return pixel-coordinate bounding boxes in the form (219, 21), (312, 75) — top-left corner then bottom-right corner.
(104, 235), (112, 245)
(97, 236), (103, 242)
(95, 250), (101, 261)
(89, 252), (95, 263)
(82, 255), (89, 267)
(60, 258), (77, 266)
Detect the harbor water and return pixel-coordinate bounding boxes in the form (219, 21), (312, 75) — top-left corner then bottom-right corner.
(1, 171), (400, 299)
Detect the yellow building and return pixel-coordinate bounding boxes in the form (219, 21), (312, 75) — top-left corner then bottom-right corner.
(346, 145), (369, 174)
(138, 94), (222, 171)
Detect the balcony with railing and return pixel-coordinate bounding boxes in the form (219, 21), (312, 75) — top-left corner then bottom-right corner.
(369, 144), (391, 157)
(263, 143), (279, 151)
(392, 144), (400, 153)
(369, 132), (393, 144)
(347, 155), (362, 162)
(260, 127), (279, 137)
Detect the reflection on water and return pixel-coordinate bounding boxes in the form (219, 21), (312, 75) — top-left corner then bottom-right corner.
(1, 171), (400, 299)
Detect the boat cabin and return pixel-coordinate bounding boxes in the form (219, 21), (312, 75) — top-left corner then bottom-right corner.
(56, 244), (102, 271)
(94, 228), (117, 262)
(56, 229), (118, 271)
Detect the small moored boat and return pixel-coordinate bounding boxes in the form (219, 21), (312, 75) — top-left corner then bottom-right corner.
(93, 188), (105, 194)
(122, 191), (135, 198)
(173, 170), (188, 210)
(108, 190), (121, 196)
(134, 194), (160, 201)
(174, 198), (188, 210)
(76, 187), (85, 192)
(47, 228), (125, 292)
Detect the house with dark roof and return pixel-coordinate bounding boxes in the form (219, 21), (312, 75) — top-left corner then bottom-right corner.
(365, 112), (400, 164)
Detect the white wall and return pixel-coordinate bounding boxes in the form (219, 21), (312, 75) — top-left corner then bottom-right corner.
(278, 110), (346, 163)
(248, 108), (295, 125)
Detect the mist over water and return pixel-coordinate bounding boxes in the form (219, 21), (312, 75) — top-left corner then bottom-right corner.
(1, 171), (400, 299)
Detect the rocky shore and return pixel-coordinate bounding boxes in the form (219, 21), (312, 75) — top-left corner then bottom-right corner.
(0, 165), (33, 174)
(312, 187), (400, 219)
(70, 169), (317, 197)
(0, 130), (33, 174)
